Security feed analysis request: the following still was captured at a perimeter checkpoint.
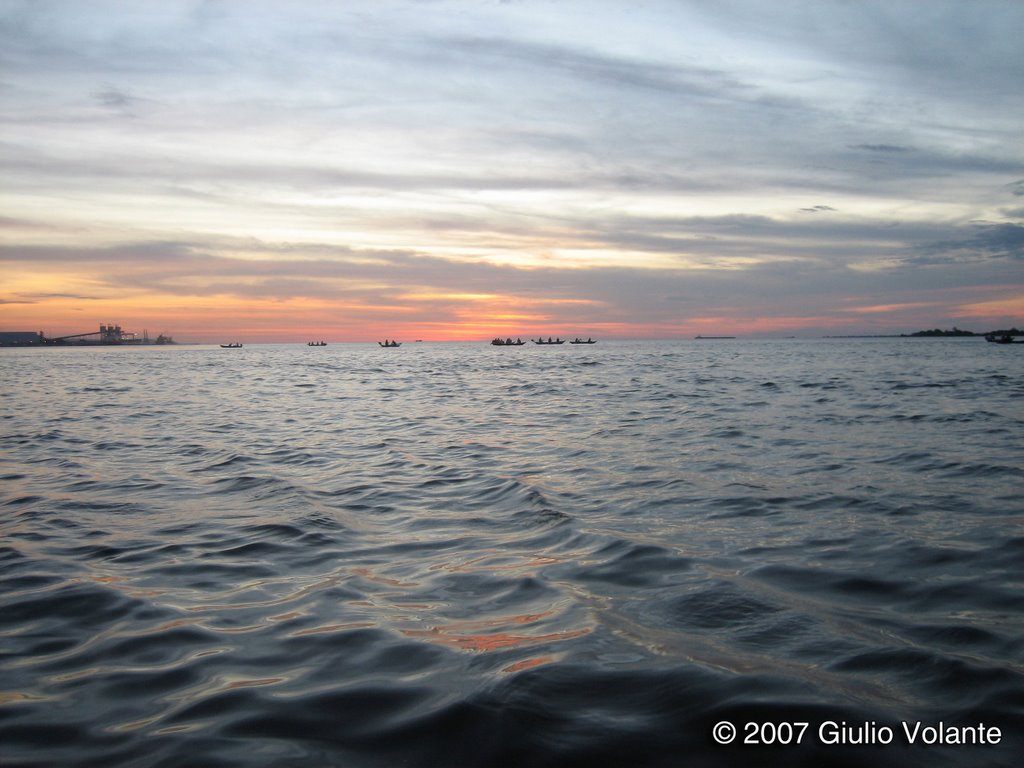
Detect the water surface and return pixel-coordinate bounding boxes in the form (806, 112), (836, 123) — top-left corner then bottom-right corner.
(2, 339), (1022, 766)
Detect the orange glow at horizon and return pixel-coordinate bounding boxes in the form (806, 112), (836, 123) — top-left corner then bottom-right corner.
(846, 301), (940, 314)
(4, 277), (1022, 342)
(0, 303), (987, 343)
(951, 293), (1024, 318)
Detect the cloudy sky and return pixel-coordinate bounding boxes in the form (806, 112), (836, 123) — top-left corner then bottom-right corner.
(2, 0), (1022, 341)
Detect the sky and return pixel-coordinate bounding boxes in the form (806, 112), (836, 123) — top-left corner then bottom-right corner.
(1, 0), (1022, 342)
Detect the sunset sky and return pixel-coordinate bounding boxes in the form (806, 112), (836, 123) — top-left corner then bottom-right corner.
(2, 0), (1022, 342)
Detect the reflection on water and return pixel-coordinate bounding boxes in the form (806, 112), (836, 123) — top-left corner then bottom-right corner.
(1, 339), (1022, 767)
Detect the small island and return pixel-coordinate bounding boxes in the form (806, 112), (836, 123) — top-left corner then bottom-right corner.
(826, 325), (1021, 339)
(901, 327), (977, 337)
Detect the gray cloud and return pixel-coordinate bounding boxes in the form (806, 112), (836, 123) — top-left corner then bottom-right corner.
(94, 84), (135, 109)
(0, 241), (199, 263)
(965, 223), (1024, 260)
(434, 33), (746, 102)
(907, 222), (1024, 265)
(14, 292), (99, 301)
(0, 214), (44, 228)
(850, 144), (911, 153)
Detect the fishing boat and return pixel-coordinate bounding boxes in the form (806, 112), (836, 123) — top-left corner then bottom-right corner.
(695, 335), (736, 339)
(378, 340), (401, 347)
(491, 338), (525, 346)
(220, 342), (243, 348)
(533, 338), (565, 345)
(569, 338), (597, 344)
(307, 341), (327, 346)
(984, 332), (1020, 344)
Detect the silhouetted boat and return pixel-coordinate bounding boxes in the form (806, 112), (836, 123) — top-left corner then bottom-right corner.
(307, 341), (327, 346)
(220, 343), (243, 348)
(491, 338), (525, 346)
(985, 332), (1019, 344)
(378, 341), (401, 347)
(533, 338), (564, 345)
(569, 338), (597, 344)
(695, 335), (735, 339)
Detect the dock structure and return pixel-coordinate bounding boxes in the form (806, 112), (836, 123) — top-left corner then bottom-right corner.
(0, 331), (44, 347)
(0, 325), (175, 346)
(43, 324), (132, 344)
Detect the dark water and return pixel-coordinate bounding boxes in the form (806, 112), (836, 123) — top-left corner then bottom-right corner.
(2, 339), (1022, 767)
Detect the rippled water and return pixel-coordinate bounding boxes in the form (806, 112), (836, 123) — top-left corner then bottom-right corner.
(2, 339), (1022, 767)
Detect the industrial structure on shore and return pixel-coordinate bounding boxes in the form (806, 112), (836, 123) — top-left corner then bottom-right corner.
(0, 325), (175, 346)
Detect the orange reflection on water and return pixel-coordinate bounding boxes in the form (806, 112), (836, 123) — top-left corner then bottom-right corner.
(291, 621), (377, 637)
(125, 587), (168, 597)
(352, 567), (420, 587)
(146, 617), (201, 633)
(402, 610), (590, 653)
(223, 677), (285, 690)
(109, 716), (159, 733)
(404, 626), (589, 652)
(430, 555), (561, 573)
(502, 655), (556, 673)
(0, 691), (49, 705)
(89, 575), (122, 584)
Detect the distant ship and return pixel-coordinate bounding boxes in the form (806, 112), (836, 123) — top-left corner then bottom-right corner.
(220, 342), (243, 348)
(695, 335), (735, 339)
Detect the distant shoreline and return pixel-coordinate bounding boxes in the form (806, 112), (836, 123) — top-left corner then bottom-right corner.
(827, 327), (1021, 339)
